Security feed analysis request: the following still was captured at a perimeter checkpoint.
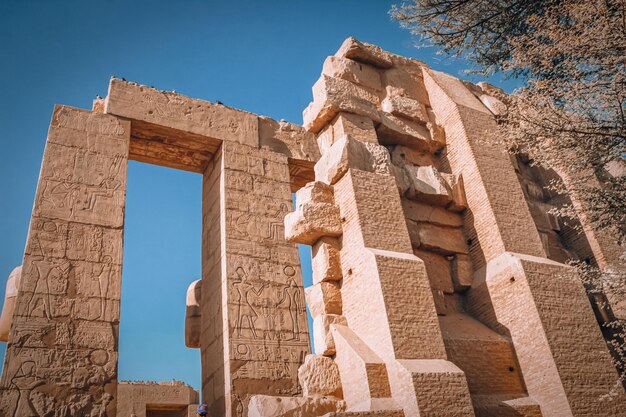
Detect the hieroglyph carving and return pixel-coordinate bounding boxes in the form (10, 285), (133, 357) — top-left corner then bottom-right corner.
(201, 143), (310, 416)
(0, 106), (129, 416)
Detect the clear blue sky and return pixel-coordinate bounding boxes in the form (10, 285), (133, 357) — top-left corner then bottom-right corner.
(0, 0), (522, 391)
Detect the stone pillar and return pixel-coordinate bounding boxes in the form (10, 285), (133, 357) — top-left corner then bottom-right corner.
(201, 141), (310, 417)
(333, 167), (475, 417)
(423, 68), (626, 416)
(0, 105), (130, 416)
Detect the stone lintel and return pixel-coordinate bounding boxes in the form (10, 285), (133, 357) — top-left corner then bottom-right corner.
(105, 78), (319, 189)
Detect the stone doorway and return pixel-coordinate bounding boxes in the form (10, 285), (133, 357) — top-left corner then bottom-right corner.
(0, 83), (313, 417)
(119, 161), (202, 389)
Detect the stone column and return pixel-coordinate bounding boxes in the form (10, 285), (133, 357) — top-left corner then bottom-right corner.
(0, 105), (130, 416)
(201, 141), (310, 417)
(333, 165), (475, 417)
(423, 68), (626, 416)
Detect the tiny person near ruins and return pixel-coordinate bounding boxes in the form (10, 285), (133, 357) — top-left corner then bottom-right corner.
(197, 403), (209, 417)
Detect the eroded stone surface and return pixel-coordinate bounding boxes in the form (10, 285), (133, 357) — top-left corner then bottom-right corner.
(248, 395), (345, 417)
(314, 314), (348, 356)
(312, 237), (343, 284)
(116, 381), (199, 417)
(298, 354), (343, 398)
(305, 282), (343, 318)
(285, 202), (343, 245)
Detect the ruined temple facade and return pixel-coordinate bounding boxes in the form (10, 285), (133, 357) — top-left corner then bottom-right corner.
(0, 38), (624, 417)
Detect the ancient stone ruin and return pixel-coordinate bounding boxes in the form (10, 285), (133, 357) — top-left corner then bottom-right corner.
(116, 381), (199, 417)
(0, 38), (625, 417)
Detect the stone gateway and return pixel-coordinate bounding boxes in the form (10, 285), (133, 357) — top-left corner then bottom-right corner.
(0, 38), (624, 417)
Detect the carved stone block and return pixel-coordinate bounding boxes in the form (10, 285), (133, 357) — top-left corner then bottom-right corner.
(305, 282), (342, 318)
(451, 254), (473, 291)
(313, 314), (348, 356)
(248, 395), (345, 417)
(312, 237), (343, 284)
(314, 136), (391, 185)
(323, 56), (383, 92)
(381, 95), (428, 123)
(303, 75), (381, 133)
(259, 116), (320, 162)
(284, 202), (343, 245)
(332, 112), (378, 144)
(414, 223), (469, 255)
(331, 324), (395, 408)
(298, 354), (343, 398)
(376, 113), (433, 150)
(296, 181), (335, 207)
(404, 166), (452, 206)
(334, 37), (393, 69)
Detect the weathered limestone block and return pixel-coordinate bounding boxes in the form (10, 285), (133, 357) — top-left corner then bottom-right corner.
(314, 314), (348, 356)
(106, 78), (259, 148)
(376, 114), (433, 150)
(296, 181), (335, 207)
(413, 250), (454, 294)
(284, 202), (343, 245)
(116, 381), (199, 417)
(451, 254), (473, 291)
(185, 279), (201, 348)
(314, 136), (391, 185)
(334, 169), (414, 255)
(323, 56), (383, 92)
(259, 116), (321, 162)
(445, 173), (468, 212)
(390, 164), (412, 196)
(306, 282), (342, 318)
(431, 291), (464, 316)
(312, 237), (343, 284)
(304, 75), (381, 133)
(414, 223), (469, 255)
(426, 110), (447, 148)
(390, 145), (436, 167)
(466, 253), (626, 416)
(382, 61), (430, 105)
(335, 37), (393, 69)
(386, 359), (476, 417)
(317, 125), (335, 154)
(405, 166), (452, 206)
(332, 113), (378, 144)
(332, 324), (400, 413)
(401, 199), (463, 228)
(92, 97), (105, 113)
(439, 314), (526, 396)
(405, 220), (421, 248)
(298, 354), (343, 398)
(477, 94), (507, 116)
(605, 158), (626, 178)
(381, 95), (428, 123)
(340, 248), (446, 361)
(248, 395), (345, 417)
(0, 266), (21, 342)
